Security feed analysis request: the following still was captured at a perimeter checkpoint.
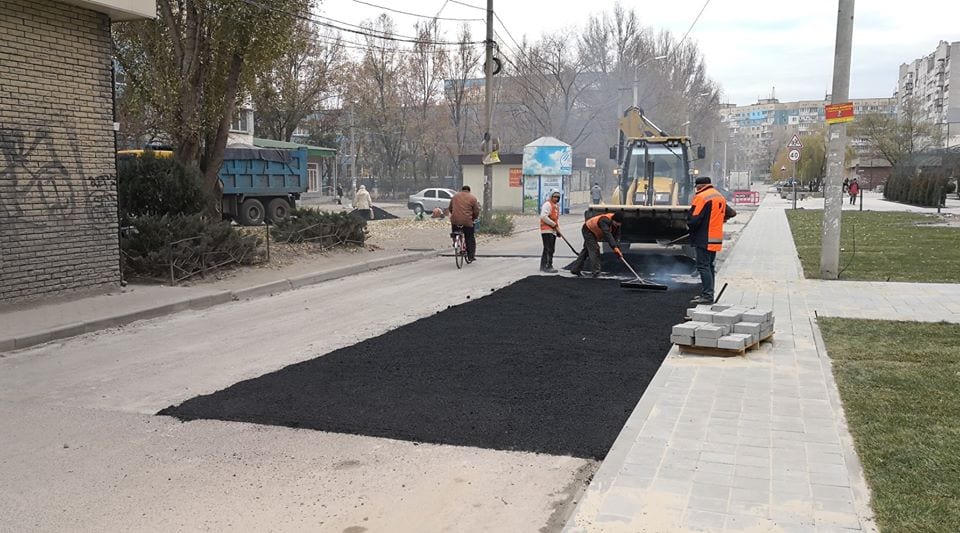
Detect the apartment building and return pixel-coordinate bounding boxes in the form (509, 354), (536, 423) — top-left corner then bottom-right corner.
(719, 95), (897, 142)
(897, 40), (960, 147)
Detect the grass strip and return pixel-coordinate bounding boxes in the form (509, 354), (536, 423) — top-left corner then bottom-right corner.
(819, 318), (960, 532)
(785, 210), (960, 282)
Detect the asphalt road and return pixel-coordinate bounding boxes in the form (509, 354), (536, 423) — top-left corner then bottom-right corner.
(0, 230), (600, 532)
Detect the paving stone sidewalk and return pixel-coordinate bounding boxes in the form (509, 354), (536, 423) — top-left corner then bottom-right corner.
(565, 194), (959, 532)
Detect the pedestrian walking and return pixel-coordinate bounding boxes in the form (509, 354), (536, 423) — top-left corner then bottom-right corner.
(336, 184), (343, 205)
(842, 178), (849, 194)
(848, 178), (859, 205)
(590, 182), (603, 204)
(539, 190), (562, 273)
(570, 211), (623, 278)
(688, 177), (736, 305)
(354, 184), (373, 220)
(448, 185), (481, 263)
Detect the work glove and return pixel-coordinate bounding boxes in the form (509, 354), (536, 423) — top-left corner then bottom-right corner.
(555, 229), (562, 238)
(614, 247), (624, 258)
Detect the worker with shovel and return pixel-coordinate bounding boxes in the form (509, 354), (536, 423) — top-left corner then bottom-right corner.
(688, 177), (736, 305)
(539, 190), (562, 273)
(569, 211), (623, 277)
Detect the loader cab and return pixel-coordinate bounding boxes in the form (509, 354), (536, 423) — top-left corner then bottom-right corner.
(619, 139), (694, 206)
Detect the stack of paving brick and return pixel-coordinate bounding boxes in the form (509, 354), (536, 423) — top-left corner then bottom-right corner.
(670, 304), (774, 353)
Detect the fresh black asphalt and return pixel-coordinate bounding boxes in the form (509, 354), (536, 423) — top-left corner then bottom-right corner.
(159, 276), (697, 459)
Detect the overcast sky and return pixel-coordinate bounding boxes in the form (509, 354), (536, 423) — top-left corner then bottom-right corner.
(320, 0), (960, 106)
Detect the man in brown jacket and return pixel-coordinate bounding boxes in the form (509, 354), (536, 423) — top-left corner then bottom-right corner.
(448, 185), (481, 263)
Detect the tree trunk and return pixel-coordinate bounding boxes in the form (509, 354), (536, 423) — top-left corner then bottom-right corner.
(201, 51), (245, 217)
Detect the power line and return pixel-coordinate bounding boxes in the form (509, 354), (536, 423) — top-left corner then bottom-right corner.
(448, 0), (484, 11)
(235, 0), (485, 46)
(351, 0), (484, 22)
(434, 0), (451, 18)
(493, 12), (523, 53)
(677, 0), (712, 48)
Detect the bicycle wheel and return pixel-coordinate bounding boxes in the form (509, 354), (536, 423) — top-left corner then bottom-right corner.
(454, 236), (464, 269)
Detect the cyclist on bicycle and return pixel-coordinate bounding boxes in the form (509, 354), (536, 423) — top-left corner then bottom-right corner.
(448, 185), (481, 263)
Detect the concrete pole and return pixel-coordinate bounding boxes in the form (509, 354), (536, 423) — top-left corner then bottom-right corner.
(481, 0), (494, 222)
(820, 0), (855, 279)
(350, 105), (357, 195)
(722, 141), (727, 182)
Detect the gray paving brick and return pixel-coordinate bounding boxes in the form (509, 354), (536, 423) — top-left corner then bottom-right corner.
(683, 509), (727, 530)
(735, 465), (771, 480)
(811, 484), (854, 502)
(693, 470), (734, 487)
(701, 451), (737, 464)
(687, 495), (728, 514)
(691, 483), (732, 500)
(730, 487), (769, 505)
(809, 471), (851, 488)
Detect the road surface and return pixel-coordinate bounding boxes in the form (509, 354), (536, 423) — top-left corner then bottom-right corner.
(0, 225), (596, 532)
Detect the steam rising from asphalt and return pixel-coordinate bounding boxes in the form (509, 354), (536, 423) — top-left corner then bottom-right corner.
(563, 250), (700, 288)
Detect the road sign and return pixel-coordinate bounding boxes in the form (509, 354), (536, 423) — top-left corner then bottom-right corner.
(787, 135), (803, 149)
(788, 149), (801, 162)
(825, 102), (855, 124)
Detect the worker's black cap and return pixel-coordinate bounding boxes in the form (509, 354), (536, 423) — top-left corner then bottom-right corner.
(695, 177), (712, 185)
(612, 211), (624, 223)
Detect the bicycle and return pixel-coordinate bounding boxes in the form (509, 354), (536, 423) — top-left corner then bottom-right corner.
(451, 225), (467, 269)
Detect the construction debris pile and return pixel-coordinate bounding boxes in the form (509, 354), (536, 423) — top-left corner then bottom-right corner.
(671, 304), (774, 353)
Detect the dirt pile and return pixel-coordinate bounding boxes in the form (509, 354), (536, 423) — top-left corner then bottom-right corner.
(159, 276), (696, 459)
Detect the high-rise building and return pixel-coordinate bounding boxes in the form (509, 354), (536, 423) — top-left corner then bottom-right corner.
(896, 40), (960, 147)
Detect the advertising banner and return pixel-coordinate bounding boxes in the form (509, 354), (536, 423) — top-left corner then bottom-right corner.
(522, 144), (572, 176)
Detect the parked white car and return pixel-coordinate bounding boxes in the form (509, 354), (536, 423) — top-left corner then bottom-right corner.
(407, 188), (456, 215)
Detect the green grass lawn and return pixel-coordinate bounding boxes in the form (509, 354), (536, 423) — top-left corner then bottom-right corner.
(819, 318), (960, 532)
(785, 210), (960, 282)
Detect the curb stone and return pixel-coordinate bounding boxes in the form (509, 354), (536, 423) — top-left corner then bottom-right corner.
(3, 251), (434, 352)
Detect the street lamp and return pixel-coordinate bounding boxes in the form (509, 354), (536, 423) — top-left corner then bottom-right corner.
(633, 55), (668, 107)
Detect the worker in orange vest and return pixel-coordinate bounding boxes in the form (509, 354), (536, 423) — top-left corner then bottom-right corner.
(539, 190), (562, 273)
(688, 177), (736, 304)
(570, 211), (624, 277)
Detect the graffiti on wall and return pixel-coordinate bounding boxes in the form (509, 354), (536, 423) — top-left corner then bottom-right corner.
(0, 127), (117, 227)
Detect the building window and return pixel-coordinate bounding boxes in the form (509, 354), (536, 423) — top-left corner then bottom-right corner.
(231, 111), (250, 133)
(308, 163), (319, 192)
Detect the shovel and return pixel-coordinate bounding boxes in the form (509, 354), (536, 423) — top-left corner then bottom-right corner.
(617, 253), (668, 291)
(657, 233), (689, 246)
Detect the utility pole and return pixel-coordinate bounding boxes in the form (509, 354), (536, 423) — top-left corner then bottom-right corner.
(350, 104), (357, 195)
(820, 0), (855, 279)
(481, 0), (494, 222)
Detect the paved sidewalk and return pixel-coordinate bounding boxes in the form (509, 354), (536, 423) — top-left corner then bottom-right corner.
(0, 251), (430, 352)
(566, 194), (960, 532)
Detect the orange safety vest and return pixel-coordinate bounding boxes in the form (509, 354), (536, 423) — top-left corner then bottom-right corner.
(690, 187), (726, 252)
(585, 212), (616, 240)
(539, 201), (560, 232)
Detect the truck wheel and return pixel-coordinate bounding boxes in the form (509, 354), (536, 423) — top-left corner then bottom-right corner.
(412, 204), (424, 215)
(266, 198), (291, 222)
(238, 198), (265, 226)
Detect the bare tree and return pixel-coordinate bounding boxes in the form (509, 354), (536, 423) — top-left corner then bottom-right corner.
(254, 24), (344, 142)
(443, 25), (482, 180)
(350, 15), (408, 194)
(852, 96), (941, 168)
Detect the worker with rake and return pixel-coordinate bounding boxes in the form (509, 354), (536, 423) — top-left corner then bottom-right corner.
(570, 211), (623, 277)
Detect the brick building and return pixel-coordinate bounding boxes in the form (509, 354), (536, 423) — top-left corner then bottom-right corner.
(0, 0), (153, 304)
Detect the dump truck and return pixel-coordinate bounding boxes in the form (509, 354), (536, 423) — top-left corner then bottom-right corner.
(119, 146), (309, 226)
(219, 146), (309, 226)
(586, 107), (704, 248)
